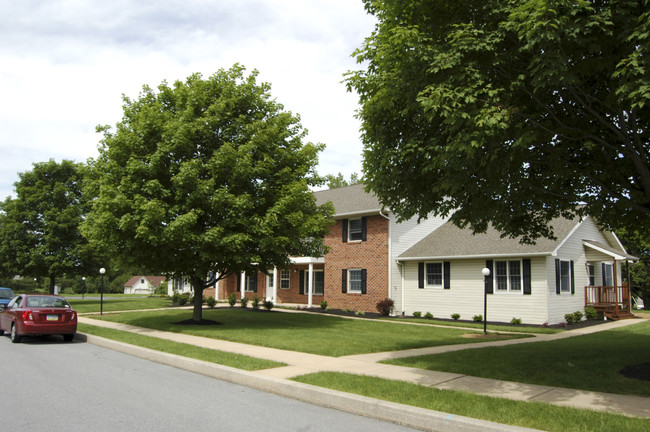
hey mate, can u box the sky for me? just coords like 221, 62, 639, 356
0, 0, 377, 201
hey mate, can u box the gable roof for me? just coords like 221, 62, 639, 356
398, 216, 583, 260
314, 183, 383, 217
124, 275, 167, 287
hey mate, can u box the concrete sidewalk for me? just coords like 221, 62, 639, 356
77, 315, 650, 427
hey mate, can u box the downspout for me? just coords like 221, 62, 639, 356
379, 208, 391, 301
397, 261, 405, 315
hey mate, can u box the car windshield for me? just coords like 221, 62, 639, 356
0, 288, 13, 299
25, 296, 70, 308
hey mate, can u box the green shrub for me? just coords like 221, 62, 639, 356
344, 308, 354, 313
511, 317, 522, 325
473, 314, 483, 322
320, 300, 328, 311
355, 310, 366, 316
227, 292, 237, 307
263, 300, 274, 311
170, 292, 180, 304
572, 311, 583, 322
376, 298, 395, 316
424, 312, 434, 320
251, 295, 261, 310
177, 293, 190, 306
565, 313, 575, 324
451, 313, 460, 320
240, 296, 249, 309
206, 296, 216, 308
584, 306, 598, 321
413, 311, 422, 318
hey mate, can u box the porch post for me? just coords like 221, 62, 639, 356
272, 267, 278, 302
613, 259, 618, 316
240, 271, 245, 299
307, 262, 314, 308
627, 260, 632, 312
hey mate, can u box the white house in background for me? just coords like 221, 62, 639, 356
123, 276, 166, 295
396, 215, 637, 325
167, 277, 194, 297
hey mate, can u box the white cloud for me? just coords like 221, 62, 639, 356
0, 0, 375, 200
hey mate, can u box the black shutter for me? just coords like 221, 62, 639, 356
556, 259, 561, 294
341, 269, 347, 293
236, 274, 240, 292
443, 261, 450, 290
485, 260, 493, 294
570, 260, 575, 294
252, 274, 258, 293
602, 263, 606, 285
299, 270, 305, 295
361, 217, 367, 241
418, 262, 425, 289
342, 219, 348, 243
523, 259, 532, 295
361, 269, 367, 294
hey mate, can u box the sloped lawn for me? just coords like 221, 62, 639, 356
89, 307, 528, 356
383, 319, 650, 396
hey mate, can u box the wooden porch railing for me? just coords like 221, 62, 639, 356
585, 284, 633, 319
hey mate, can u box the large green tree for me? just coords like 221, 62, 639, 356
83, 65, 334, 322
0, 160, 96, 293
347, 0, 650, 243
618, 229, 650, 309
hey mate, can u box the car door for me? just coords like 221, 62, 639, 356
0, 296, 20, 331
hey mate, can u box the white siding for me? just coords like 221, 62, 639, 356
389, 214, 447, 314
402, 258, 549, 325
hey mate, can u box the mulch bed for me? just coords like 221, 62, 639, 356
173, 319, 223, 326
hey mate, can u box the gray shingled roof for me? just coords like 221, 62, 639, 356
314, 183, 383, 217
399, 217, 582, 260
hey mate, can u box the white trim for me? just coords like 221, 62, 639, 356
397, 252, 550, 262
334, 210, 382, 218
290, 256, 325, 264
583, 241, 628, 261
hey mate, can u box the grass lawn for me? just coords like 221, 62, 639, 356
78, 323, 285, 371
88, 307, 529, 356
383, 319, 650, 397
67, 296, 172, 314
293, 372, 650, 432
385, 316, 563, 334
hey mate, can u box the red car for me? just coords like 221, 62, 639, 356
0, 294, 77, 343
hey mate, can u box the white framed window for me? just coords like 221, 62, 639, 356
348, 219, 363, 241
560, 260, 571, 293
280, 269, 290, 289
267, 272, 274, 289
348, 269, 363, 293
425, 263, 443, 287
494, 260, 522, 293
244, 273, 257, 292
587, 264, 595, 286
302, 270, 324, 295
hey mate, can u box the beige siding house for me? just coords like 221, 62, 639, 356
396, 216, 636, 325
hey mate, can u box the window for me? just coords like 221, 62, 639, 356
342, 217, 367, 242
588, 264, 595, 286
494, 260, 522, 292
555, 259, 574, 294
280, 270, 290, 289
302, 270, 324, 295
244, 273, 257, 292
426, 263, 443, 287
267, 272, 274, 289
348, 269, 363, 293
348, 219, 363, 241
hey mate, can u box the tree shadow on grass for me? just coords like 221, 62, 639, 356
173, 319, 223, 326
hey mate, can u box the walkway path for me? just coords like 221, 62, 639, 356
78, 315, 650, 419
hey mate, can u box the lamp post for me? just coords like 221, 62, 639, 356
33, 277, 37, 293
481, 267, 491, 335
99, 268, 106, 315
81, 277, 86, 300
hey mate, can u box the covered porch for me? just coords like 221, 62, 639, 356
583, 240, 638, 320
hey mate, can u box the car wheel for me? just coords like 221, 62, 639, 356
63, 334, 74, 342
10, 323, 22, 343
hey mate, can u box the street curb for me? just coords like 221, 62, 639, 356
76, 332, 542, 432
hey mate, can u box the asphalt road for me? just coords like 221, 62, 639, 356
0, 334, 418, 432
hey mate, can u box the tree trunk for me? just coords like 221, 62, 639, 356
191, 278, 204, 322
49, 275, 56, 294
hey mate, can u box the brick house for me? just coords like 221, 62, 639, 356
205, 183, 637, 324
214, 183, 443, 312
